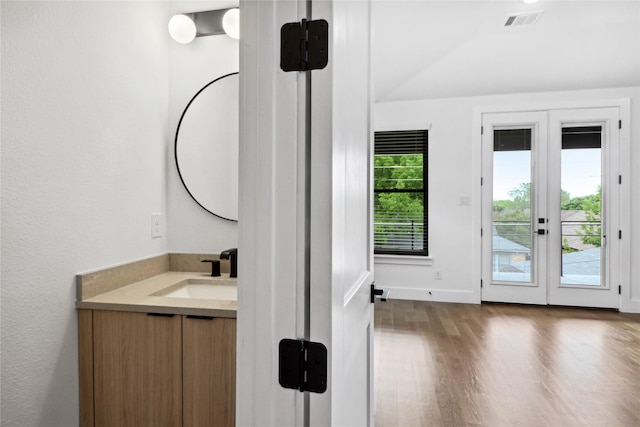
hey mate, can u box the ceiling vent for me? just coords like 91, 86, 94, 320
504, 11, 544, 27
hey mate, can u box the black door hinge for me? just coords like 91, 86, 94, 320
279, 339, 327, 393
619, 230, 622, 239
481, 280, 483, 288
481, 126, 484, 135
619, 175, 622, 184
619, 120, 622, 129
619, 285, 622, 295
280, 19, 329, 72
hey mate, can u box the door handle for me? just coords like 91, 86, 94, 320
370, 282, 390, 303
537, 218, 547, 235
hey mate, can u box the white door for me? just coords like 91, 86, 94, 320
481, 112, 548, 305
237, 0, 374, 426
309, 1, 375, 426
481, 108, 621, 309
547, 108, 621, 308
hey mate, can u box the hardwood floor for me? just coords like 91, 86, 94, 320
374, 300, 640, 427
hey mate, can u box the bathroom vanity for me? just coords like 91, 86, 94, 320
76, 254, 236, 427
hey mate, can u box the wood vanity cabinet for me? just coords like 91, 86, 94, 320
78, 309, 236, 427
183, 316, 236, 427
90, 310, 182, 426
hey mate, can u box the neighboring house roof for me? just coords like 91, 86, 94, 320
561, 210, 585, 221
511, 248, 601, 283
492, 227, 530, 254
561, 210, 598, 251
493, 235, 530, 253
562, 248, 601, 276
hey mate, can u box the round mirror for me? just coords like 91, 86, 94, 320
175, 72, 239, 221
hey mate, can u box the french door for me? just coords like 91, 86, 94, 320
481, 108, 621, 309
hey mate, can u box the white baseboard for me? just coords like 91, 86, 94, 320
381, 286, 479, 304
620, 298, 640, 314
379, 286, 640, 312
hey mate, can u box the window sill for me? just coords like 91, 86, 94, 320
374, 254, 434, 266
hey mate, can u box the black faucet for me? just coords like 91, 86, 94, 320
219, 248, 238, 278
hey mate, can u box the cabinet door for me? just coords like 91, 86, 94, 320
78, 309, 94, 427
183, 316, 236, 427
93, 310, 182, 427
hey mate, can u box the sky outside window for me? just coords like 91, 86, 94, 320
494, 150, 600, 201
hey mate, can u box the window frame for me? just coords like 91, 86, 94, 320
373, 130, 429, 256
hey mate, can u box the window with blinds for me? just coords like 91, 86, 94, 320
374, 130, 428, 256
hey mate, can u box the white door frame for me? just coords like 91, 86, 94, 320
238, 1, 374, 425
472, 98, 631, 311
237, 1, 307, 425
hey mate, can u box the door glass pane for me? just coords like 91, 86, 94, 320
492, 129, 533, 283
560, 126, 603, 286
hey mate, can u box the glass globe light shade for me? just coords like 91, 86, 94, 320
168, 14, 197, 44
222, 8, 240, 39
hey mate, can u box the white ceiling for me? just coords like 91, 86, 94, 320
372, 0, 640, 102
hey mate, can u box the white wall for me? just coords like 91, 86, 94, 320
1, 2, 170, 425
167, 0, 239, 254
374, 86, 640, 312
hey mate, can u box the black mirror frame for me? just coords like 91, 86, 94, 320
174, 72, 239, 222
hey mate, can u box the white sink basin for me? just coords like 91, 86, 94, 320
153, 278, 237, 301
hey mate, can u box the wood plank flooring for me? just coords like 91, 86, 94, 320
374, 300, 640, 427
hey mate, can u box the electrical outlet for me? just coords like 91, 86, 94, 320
434, 269, 442, 280
151, 213, 162, 238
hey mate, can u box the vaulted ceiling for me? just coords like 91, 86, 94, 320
372, 0, 640, 102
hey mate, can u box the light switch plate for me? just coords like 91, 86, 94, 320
151, 213, 162, 238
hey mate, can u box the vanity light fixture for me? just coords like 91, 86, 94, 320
168, 8, 240, 44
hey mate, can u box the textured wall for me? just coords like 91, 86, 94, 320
1, 2, 170, 425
